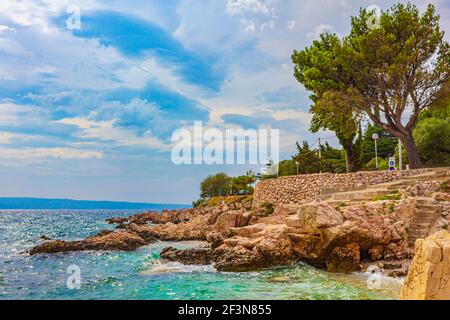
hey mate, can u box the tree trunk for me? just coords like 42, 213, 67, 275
341, 141, 360, 172
346, 145, 360, 172
401, 133, 423, 169
338, 134, 360, 173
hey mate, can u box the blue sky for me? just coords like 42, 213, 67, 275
0, 0, 448, 204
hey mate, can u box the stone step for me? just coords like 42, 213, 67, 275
331, 190, 397, 201
386, 184, 412, 190
414, 210, 438, 216
415, 198, 435, 205
408, 232, 430, 238
409, 222, 432, 229
416, 204, 441, 211
412, 216, 437, 224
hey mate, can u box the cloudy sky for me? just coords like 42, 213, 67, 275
0, 0, 448, 204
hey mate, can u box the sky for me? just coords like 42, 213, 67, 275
0, 0, 448, 204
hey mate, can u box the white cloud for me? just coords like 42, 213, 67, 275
0, 147, 102, 159
307, 24, 336, 39
226, 0, 272, 15
0, 24, 15, 33
241, 19, 256, 32
287, 20, 296, 30
56, 116, 170, 151
0, 38, 30, 56
260, 20, 275, 31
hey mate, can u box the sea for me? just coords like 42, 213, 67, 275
0, 208, 403, 300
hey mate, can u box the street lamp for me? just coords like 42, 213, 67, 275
295, 161, 300, 175
372, 133, 379, 169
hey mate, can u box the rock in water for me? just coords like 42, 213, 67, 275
326, 243, 361, 273
30, 231, 147, 255
400, 230, 450, 300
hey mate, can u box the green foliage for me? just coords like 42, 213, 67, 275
198, 195, 253, 208
192, 198, 206, 208
360, 125, 397, 165
292, 34, 362, 171
371, 192, 402, 202
200, 173, 232, 198
196, 172, 256, 205
320, 143, 347, 173
363, 157, 389, 171
230, 174, 256, 195
293, 3, 450, 168
440, 180, 449, 193
293, 141, 323, 174
259, 202, 274, 216
414, 106, 450, 167
278, 159, 297, 176
275, 141, 347, 177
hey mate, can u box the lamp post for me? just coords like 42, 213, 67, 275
372, 133, 379, 169
295, 161, 299, 175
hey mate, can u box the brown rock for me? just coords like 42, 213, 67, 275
326, 244, 361, 273
30, 231, 147, 255
400, 230, 450, 300
160, 247, 215, 265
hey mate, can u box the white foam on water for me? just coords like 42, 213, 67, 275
141, 260, 215, 275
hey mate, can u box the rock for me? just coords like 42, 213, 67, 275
30, 231, 147, 255
400, 230, 450, 300
368, 246, 384, 261
125, 223, 157, 242
40, 235, 51, 241
326, 244, 361, 273
388, 270, 407, 277
106, 217, 129, 224
155, 200, 417, 273
268, 276, 290, 282
160, 247, 215, 265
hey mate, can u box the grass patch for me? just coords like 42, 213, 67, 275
440, 180, 450, 192
260, 201, 275, 216
371, 191, 402, 202
199, 195, 253, 208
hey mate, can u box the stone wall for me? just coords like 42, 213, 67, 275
253, 169, 428, 207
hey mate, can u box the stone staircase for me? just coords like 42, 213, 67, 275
318, 169, 448, 207
407, 198, 441, 250
316, 169, 448, 252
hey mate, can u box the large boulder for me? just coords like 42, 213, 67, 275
30, 231, 147, 255
159, 200, 416, 272
325, 243, 361, 273
400, 230, 450, 300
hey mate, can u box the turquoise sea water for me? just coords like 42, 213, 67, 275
0, 210, 402, 300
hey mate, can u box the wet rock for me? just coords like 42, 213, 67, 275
160, 247, 215, 265
106, 217, 129, 225
125, 223, 157, 242
30, 231, 147, 255
326, 244, 361, 273
388, 270, 407, 277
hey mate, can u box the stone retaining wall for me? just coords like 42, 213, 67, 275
253, 169, 428, 207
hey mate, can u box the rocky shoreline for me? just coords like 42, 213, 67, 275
27, 195, 434, 275
29, 170, 450, 299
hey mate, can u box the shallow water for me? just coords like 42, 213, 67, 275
0, 210, 402, 300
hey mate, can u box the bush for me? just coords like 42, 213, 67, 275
363, 157, 389, 171
414, 117, 450, 167
260, 202, 274, 216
